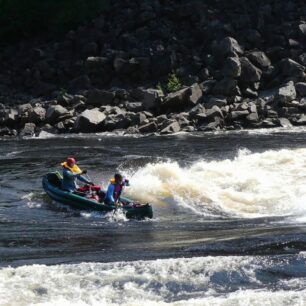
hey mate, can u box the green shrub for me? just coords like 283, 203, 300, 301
166, 73, 182, 93
0, 0, 110, 42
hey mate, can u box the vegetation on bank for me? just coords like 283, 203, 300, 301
0, 0, 110, 42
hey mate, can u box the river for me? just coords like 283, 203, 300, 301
1, 128, 306, 305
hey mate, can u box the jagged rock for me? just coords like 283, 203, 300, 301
125, 102, 144, 112
162, 85, 202, 111
74, 108, 106, 132
138, 121, 157, 133
276, 81, 296, 104
205, 96, 227, 108
213, 78, 240, 96
299, 23, 306, 39
279, 117, 292, 128
142, 89, 164, 110
246, 112, 259, 123
29, 106, 46, 124
295, 114, 306, 125
87, 89, 115, 106
229, 110, 250, 120
131, 112, 147, 125
114, 57, 150, 80
18, 103, 33, 125
295, 82, 306, 96
280, 58, 305, 78
46, 105, 71, 124
213, 36, 243, 58
0, 127, 13, 136
222, 57, 241, 78
160, 121, 181, 134
5, 109, 19, 126
247, 51, 271, 69
20, 123, 36, 137
240, 57, 262, 83
199, 80, 216, 94
206, 106, 224, 119
198, 117, 222, 131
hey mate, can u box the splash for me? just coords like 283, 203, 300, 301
123, 148, 306, 218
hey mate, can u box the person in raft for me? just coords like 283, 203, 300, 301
105, 173, 130, 207
61, 157, 94, 192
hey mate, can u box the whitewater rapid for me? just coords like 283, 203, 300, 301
1, 253, 306, 306
123, 148, 306, 219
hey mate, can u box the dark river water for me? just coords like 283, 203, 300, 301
1, 129, 306, 305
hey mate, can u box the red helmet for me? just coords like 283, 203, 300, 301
67, 157, 76, 165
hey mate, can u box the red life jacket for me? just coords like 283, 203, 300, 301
113, 183, 123, 201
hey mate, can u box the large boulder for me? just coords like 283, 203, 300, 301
138, 121, 157, 133
18, 103, 33, 125
74, 108, 106, 132
160, 121, 181, 134
212, 78, 240, 96
20, 123, 36, 137
280, 58, 305, 78
46, 105, 71, 124
213, 37, 243, 58
247, 51, 271, 69
222, 57, 241, 78
86, 89, 115, 106
295, 82, 306, 96
5, 109, 19, 127
276, 81, 296, 104
29, 106, 46, 124
162, 84, 202, 111
240, 57, 262, 83
142, 89, 164, 110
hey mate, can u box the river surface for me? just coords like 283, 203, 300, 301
1, 128, 306, 305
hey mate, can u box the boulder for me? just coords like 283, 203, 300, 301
229, 110, 250, 120
87, 89, 115, 106
160, 121, 181, 134
200, 80, 216, 94
246, 112, 259, 123
162, 84, 202, 111
276, 81, 296, 104
295, 82, 306, 96
240, 57, 262, 83
198, 117, 222, 131
205, 96, 227, 108
29, 106, 46, 124
280, 58, 305, 78
299, 23, 306, 39
46, 105, 71, 124
5, 109, 19, 127
20, 123, 36, 137
247, 51, 271, 69
74, 108, 106, 132
18, 103, 33, 125
279, 117, 292, 128
213, 36, 243, 58
125, 102, 144, 112
142, 89, 164, 110
138, 121, 157, 133
213, 78, 240, 96
222, 57, 241, 78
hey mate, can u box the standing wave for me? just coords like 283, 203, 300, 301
124, 148, 306, 218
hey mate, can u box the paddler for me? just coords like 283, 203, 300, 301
61, 157, 94, 192
105, 173, 130, 207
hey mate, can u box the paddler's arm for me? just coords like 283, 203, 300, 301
77, 174, 91, 184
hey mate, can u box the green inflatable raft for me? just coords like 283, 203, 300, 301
42, 172, 153, 219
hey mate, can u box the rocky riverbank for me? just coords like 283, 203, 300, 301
1, 0, 306, 137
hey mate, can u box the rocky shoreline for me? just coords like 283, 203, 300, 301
1, 0, 306, 137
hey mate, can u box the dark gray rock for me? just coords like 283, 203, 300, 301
199, 80, 216, 95
280, 58, 305, 78
205, 96, 227, 108
29, 106, 46, 124
5, 109, 19, 127
131, 112, 147, 126
87, 89, 115, 106
74, 108, 106, 132
18, 103, 33, 125
160, 121, 181, 134
240, 57, 262, 83
46, 105, 71, 124
138, 121, 157, 133
229, 110, 250, 120
198, 117, 222, 131
214, 37, 243, 58
189, 83, 203, 104
222, 57, 241, 78
295, 82, 306, 96
142, 89, 164, 110
299, 23, 306, 39
125, 102, 144, 112
295, 114, 306, 125
276, 81, 296, 104
213, 78, 240, 96
247, 51, 271, 69
20, 123, 36, 137
246, 112, 259, 123
279, 117, 292, 128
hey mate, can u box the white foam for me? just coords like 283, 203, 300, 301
123, 148, 306, 219
1, 254, 305, 306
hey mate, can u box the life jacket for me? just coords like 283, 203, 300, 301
111, 178, 124, 201
61, 161, 82, 174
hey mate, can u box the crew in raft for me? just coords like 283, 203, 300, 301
105, 173, 130, 207
61, 157, 94, 192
